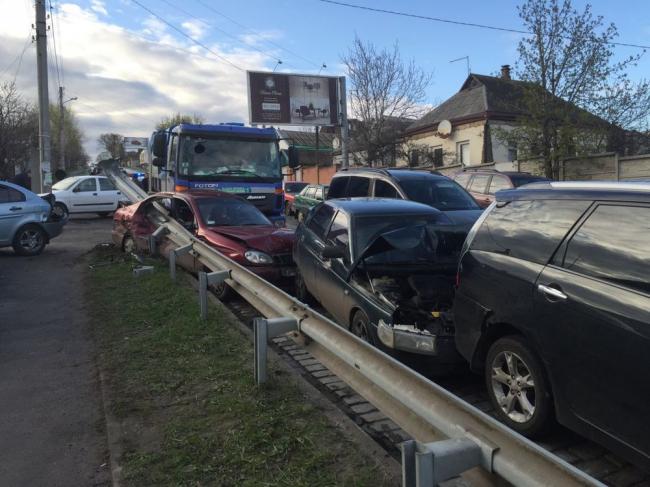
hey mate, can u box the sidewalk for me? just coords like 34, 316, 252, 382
0, 217, 113, 487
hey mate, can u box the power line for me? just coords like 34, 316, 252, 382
158, 0, 290, 68
317, 0, 650, 50
193, 0, 322, 68
0, 34, 32, 81
129, 0, 245, 71
48, 0, 64, 86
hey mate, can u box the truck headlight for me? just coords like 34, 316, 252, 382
244, 250, 273, 265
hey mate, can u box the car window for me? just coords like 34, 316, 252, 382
560, 205, 650, 294
468, 174, 490, 193
488, 176, 510, 194
305, 187, 316, 199
315, 187, 324, 200
374, 180, 399, 198
306, 204, 335, 239
400, 178, 479, 211
75, 178, 97, 192
471, 200, 590, 265
0, 184, 26, 203
99, 178, 117, 191
511, 176, 550, 187
326, 211, 350, 261
197, 197, 270, 226
173, 198, 195, 226
454, 173, 471, 188
327, 176, 348, 199
347, 176, 370, 197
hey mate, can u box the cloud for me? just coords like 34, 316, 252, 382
181, 20, 206, 40
0, 1, 274, 160
90, 0, 108, 16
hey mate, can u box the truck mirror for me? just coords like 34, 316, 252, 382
152, 156, 164, 168
288, 146, 300, 169
152, 132, 166, 158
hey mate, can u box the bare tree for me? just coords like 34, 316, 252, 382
0, 82, 38, 179
342, 36, 431, 166
506, 0, 650, 179
98, 133, 125, 160
156, 112, 204, 130
50, 104, 88, 170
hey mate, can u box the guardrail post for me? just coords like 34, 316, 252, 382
198, 270, 231, 320
254, 317, 299, 385
169, 243, 193, 281
148, 226, 169, 255
401, 438, 484, 487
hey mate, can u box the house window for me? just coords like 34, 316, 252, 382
409, 149, 420, 167
457, 141, 470, 165
507, 144, 518, 162
433, 147, 443, 167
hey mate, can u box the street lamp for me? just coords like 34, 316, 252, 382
58, 87, 78, 173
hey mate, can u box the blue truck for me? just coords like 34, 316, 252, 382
149, 123, 298, 223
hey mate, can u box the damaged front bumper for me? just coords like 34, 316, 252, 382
377, 320, 440, 355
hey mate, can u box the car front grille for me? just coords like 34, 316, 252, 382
273, 253, 294, 266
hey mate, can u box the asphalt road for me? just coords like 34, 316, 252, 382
0, 215, 113, 487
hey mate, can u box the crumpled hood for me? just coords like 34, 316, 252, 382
205, 225, 295, 254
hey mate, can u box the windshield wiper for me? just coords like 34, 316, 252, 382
219, 169, 264, 177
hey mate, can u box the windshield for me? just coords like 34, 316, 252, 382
400, 179, 479, 211
52, 177, 82, 191
178, 135, 282, 179
285, 182, 308, 193
355, 215, 438, 259
196, 198, 271, 226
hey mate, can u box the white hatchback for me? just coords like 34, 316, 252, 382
51, 176, 128, 219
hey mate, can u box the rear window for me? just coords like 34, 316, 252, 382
347, 176, 370, 197
0, 184, 26, 203
327, 176, 349, 199
400, 179, 479, 211
471, 200, 590, 265
511, 176, 550, 187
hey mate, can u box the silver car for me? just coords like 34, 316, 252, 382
0, 181, 66, 256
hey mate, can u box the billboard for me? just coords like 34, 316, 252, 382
247, 71, 339, 126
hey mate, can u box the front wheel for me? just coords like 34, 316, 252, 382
350, 310, 372, 344
485, 336, 553, 437
13, 224, 47, 256
212, 281, 233, 301
51, 202, 69, 221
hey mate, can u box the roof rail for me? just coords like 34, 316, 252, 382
462, 167, 499, 173
338, 167, 392, 176
547, 181, 650, 192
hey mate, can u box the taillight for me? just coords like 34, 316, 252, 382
455, 270, 461, 288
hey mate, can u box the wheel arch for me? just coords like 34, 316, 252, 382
470, 322, 525, 372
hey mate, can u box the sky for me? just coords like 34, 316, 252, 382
1, 0, 649, 160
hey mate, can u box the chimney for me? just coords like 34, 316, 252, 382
501, 64, 511, 80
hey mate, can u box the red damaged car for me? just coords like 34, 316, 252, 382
112, 190, 296, 298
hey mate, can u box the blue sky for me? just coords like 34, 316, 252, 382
2, 0, 649, 157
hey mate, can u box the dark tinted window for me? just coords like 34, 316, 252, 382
99, 178, 116, 191
471, 200, 589, 265
468, 174, 490, 193
433, 147, 443, 168
326, 211, 350, 261
197, 198, 270, 226
76, 178, 97, 192
454, 173, 471, 188
174, 198, 195, 225
347, 176, 370, 197
511, 176, 550, 187
306, 204, 335, 239
400, 178, 479, 211
0, 184, 26, 203
374, 180, 399, 198
327, 176, 349, 199
561, 205, 650, 294
285, 182, 308, 193
488, 176, 510, 194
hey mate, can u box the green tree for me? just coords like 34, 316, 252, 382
156, 112, 204, 130
98, 133, 125, 160
505, 0, 650, 179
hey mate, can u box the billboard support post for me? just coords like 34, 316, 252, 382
315, 126, 320, 184
338, 76, 349, 169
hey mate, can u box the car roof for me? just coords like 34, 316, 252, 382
0, 179, 33, 194
325, 197, 441, 216
498, 181, 650, 203
336, 168, 448, 182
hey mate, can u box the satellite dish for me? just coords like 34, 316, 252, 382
438, 120, 452, 136
332, 136, 340, 150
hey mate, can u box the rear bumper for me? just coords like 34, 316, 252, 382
41, 220, 66, 240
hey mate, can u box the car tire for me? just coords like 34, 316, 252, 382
294, 271, 315, 305
52, 202, 69, 221
12, 224, 47, 256
485, 335, 553, 438
350, 310, 372, 344
97, 212, 112, 218
122, 235, 136, 254
212, 281, 233, 301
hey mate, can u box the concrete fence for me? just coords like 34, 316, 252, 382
518, 153, 650, 181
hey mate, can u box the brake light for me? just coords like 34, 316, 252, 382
455, 270, 461, 288
175, 184, 188, 192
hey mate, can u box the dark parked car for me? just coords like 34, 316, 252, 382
452, 169, 550, 208
327, 168, 482, 224
283, 181, 309, 217
293, 198, 475, 369
293, 184, 328, 221
112, 190, 296, 298
453, 181, 650, 469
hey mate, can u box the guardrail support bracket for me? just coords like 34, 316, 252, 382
254, 317, 299, 385
401, 438, 482, 487
148, 226, 169, 255
170, 243, 193, 281
198, 270, 231, 320
133, 265, 155, 277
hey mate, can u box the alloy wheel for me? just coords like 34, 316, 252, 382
19, 229, 44, 251
490, 351, 536, 423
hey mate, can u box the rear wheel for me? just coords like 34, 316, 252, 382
12, 224, 47, 256
51, 202, 68, 221
485, 336, 553, 437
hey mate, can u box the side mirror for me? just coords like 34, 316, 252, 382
321, 245, 346, 260
287, 146, 300, 169
72, 186, 80, 193
152, 156, 164, 168
152, 132, 166, 158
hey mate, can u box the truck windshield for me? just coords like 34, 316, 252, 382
178, 136, 282, 179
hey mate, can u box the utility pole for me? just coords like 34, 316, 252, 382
338, 76, 349, 169
33, 0, 51, 192
58, 86, 64, 172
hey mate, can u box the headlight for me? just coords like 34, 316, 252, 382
244, 249, 273, 265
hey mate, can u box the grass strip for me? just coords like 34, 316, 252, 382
86, 248, 392, 487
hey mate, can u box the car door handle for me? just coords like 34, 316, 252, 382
537, 284, 568, 301
93, 192, 98, 196
9, 206, 22, 211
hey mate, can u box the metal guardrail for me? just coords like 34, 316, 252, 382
101, 164, 603, 487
